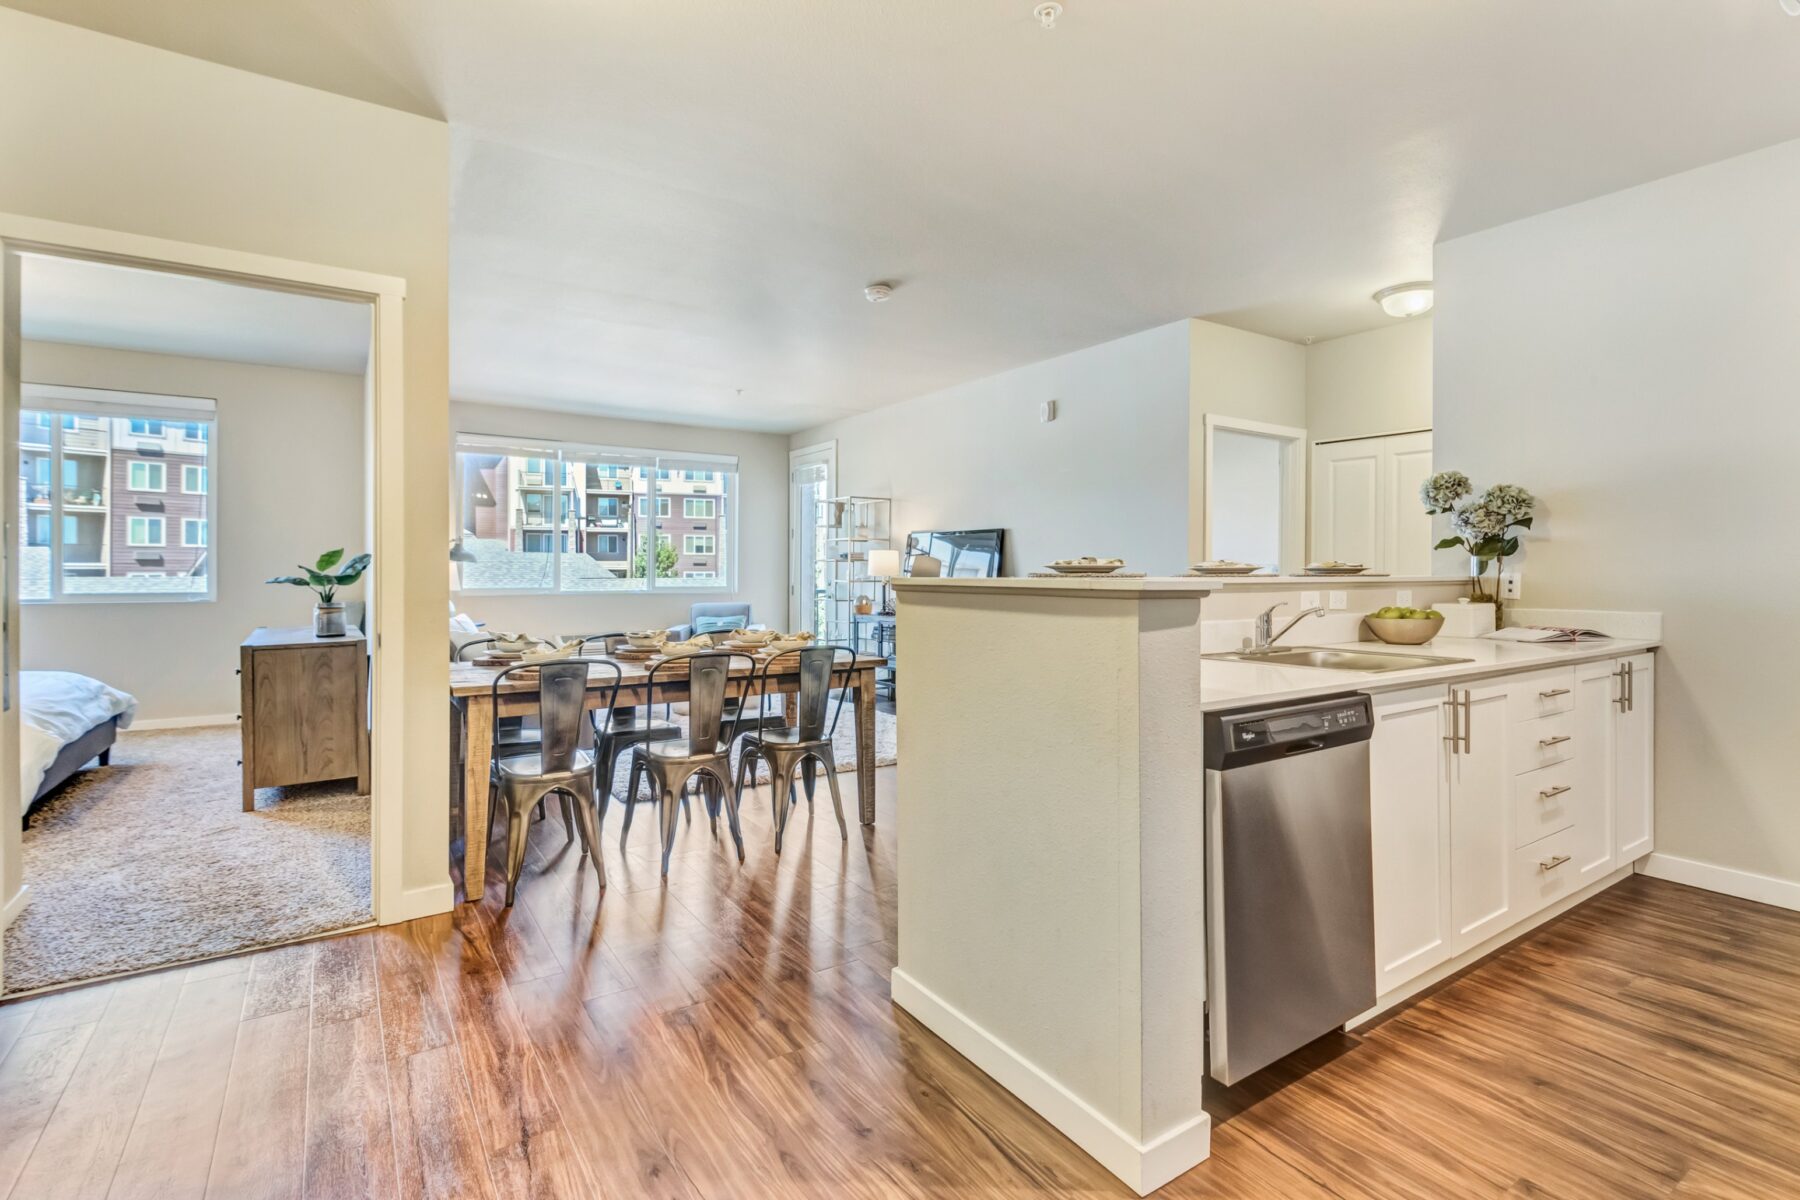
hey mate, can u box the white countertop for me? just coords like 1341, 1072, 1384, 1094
1198, 574, 1466, 588
891, 575, 1213, 597
1200, 635, 1660, 711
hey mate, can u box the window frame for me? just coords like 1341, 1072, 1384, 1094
19, 383, 218, 605
127, 515, 166, 547
451, 432, 738, 596
128, 459, 167, 492
683, 496, 716, 519
683, 533, 715, 556
182, 517, 208, 547
182, 463, 207, 494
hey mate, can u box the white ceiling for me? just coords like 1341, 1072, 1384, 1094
9, 1, 1800, 431
21, 254, 371, 374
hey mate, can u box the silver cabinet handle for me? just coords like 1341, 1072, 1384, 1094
1538, 784, 1571, 799
1624, 661, 1635, 713
1443, 692, 1461, 755
1461, 691, 1472, 753
1538, 688, 1570, 699
1538, 735, 1571, 748
1614, 662, 1629, 711
1538, 854, 1571, 872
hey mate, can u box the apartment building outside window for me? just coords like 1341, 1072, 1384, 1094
16, 384, 216, 602
452, 434, 736, 594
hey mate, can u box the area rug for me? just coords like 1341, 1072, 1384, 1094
4, 726, 371, 995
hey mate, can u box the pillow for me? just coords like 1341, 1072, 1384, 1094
694, 615, 748, 636
450, 612, 481, 633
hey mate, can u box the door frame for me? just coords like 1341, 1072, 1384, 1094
0, 211, 414, 986
787, 441, 836, 634
1200, 414, 1307, 572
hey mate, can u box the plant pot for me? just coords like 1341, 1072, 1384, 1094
314, 602, 347, 638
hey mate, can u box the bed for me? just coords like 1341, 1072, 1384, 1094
20, 670, 137, 817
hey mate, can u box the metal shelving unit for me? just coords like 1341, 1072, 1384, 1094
820, 495, 890, 649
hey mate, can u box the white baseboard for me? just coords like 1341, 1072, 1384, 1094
1638, 853, 1800, 913
891, 968, 1211, 1196
378, 878, 454, 925
0, 883, 30, 930
130, 713, 237, 731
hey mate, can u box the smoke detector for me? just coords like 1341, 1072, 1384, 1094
1034, 2, 1063, 29
864, 282, 895, 303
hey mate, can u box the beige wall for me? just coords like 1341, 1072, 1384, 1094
449, 400, 790, 636
1305, 318, 1432, 444
1434, 136, 1800, 893
0, 9, 450, 921
1186, 319, 1307, 563
21, 341, 365, 721
791, 321, 1193, 576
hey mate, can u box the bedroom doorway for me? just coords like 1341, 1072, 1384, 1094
0, 221, 408, 997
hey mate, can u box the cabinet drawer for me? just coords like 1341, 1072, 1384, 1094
1512, 765, 1577, 848
1514, 826, 1580, 914
1511, 669, 1576, 722
1511, 712, 1576, 774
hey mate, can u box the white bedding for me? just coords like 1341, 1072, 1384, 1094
20, 670, 137, 811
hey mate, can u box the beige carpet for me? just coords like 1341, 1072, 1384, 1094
5, 726, 371, 995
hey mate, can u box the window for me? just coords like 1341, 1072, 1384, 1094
128, 460, 166, 492
452, 435, 736, 593
17, 387, 216, 602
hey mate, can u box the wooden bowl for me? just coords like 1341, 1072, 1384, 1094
1365, 615, 1445, 645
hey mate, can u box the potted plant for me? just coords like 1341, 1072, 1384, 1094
268, 548, 371, 637
1421, 472, 1536, 620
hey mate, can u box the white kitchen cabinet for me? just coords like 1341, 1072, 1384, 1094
1310, 431, 1433, 575
1571, 659, 1621, 886
1446, 678, 1515, 954
1368, 687, 1453, 994
1613, 653, 1656, 862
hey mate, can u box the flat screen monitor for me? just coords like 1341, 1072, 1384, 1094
905, 529, 1004, 578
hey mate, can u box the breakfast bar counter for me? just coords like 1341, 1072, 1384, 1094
888, 575, 1212, 1195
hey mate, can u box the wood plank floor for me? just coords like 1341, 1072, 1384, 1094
2, 764, 1797, 1198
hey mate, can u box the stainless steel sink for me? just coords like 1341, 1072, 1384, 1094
1205, 646, 1474, 673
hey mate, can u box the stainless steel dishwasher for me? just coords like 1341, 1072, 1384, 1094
1203, 692, 1375, 1085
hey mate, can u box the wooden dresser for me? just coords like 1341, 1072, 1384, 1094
238, 626, 370, 810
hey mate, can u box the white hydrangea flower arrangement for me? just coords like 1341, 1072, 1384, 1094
1420, 472, 1536, 607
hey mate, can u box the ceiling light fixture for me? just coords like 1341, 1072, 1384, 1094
1033, 2, 1063, 29
864, 282, 895, 303
1781, 0, 1800, 15
1373, 281, 1434, 319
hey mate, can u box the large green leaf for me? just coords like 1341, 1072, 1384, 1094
1435, 537, 1464, 550
332, 552, 372, 584
266, 575, 314, 587
1513, 516, 1534, 530
314, 548, 345, 572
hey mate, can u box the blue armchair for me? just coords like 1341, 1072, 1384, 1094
667, 601, 760, 642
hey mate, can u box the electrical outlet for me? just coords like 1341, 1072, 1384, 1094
1396, 589, 1413, 607
1500, 570, 1523, 600
1300, 590, 1321, 609
1328, 590, 1348, 610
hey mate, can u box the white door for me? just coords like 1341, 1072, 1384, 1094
1614, 654, 1655, 863
788, 444, 834, 635
1448, 678, 1515, 954
1386, 432, 1435, 576
1571, 659, 1620, 887
1310, 440, 1382, 569
1369, 686, 1454, 995
1310, 431, 1433, 574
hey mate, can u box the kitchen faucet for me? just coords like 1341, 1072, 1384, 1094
1249, 601, 1326, 652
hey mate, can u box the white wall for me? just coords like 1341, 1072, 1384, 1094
450, 401, 790, 636
1434, 137, 1800, 894
0, 8, 450, 925
21, 341, 365, 721
1305, 318, 1432, 444
791, 321, 1193, 576
1206, 429, 1283, 569
1187, 320, 1307, 564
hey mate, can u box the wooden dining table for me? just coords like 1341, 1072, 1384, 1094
449, 652, 887, 901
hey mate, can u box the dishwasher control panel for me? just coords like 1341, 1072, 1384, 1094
1204, 693, 1373, 770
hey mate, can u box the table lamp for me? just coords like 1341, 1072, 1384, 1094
868, 548, 902, 615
